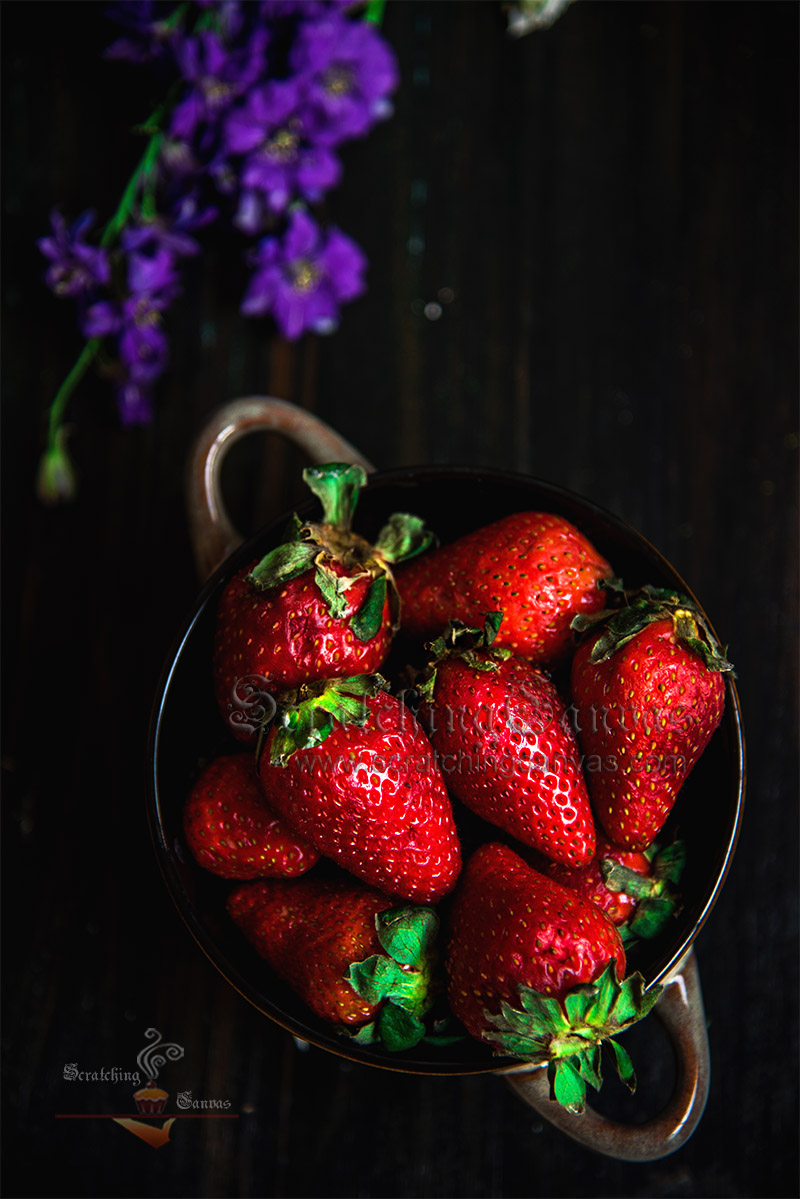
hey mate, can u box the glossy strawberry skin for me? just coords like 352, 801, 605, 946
446, 843, 626, 1040
422, 654, 596, 867
571, 618, 726, 851
213, 561, 392, 742
227, 875, 392, 1028
183, 754, 320, 880
396, 513, 612, 664
541, 837, 651, 925
259, 692, 462, 904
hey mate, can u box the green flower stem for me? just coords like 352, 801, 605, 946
365, 0, 386, 25
100, 117, 166, 248
45, 337, 102, 449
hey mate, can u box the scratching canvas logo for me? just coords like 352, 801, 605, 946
58, 1027, 236, 1148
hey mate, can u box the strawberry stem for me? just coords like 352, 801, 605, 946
302, 463, 367, 532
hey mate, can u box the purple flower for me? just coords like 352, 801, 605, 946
241, 207, 366, 339
257, 0, 353, 18
121, 229, 183, 298
115, 380, 154, 427
224, 79, 341, 218
168, 189, 220, 235
38, 210, 111, 299
104, 1, 182, 65
289, 13, 399, 145
83, 292, 171, 384
169, 29, 270, 143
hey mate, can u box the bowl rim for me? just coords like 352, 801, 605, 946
146, 463, 746, 1074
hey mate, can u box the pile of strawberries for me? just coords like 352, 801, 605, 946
182, 463, 733, 1113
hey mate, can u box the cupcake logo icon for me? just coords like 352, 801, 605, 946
57, 1024, 236, 1147
132, 1028, 184, 1115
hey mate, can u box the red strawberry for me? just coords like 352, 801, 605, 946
446, 842, 660, 1113
214, 463, 432, 741
570, 587, 733, 851
542, 837, 687, 939
396, 512, 613, 665
258, 676, 462, 904
183, 754, 320, 879
416, 615, 596, 866
227, 874, 442, 1049
541, 836, 651, 926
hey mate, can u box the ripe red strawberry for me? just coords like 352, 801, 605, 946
396, 512, 613, 665
227, 874, 442, 1049
541, 836, 686, 939
214, 463, 432, 741
570, 587, 733, 851
541, 836, 651, 925
183, 754, 320, 879
258, 676, 462, 904
446, 842, 660, 1113
416, 615, 596, 867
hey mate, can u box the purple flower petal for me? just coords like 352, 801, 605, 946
282, 207, 320, 259
81, 300, 122, 338
241, 262, 283, 316
295, 144, 342, 198
116, 380, 154, 426
38, 209, 111, 299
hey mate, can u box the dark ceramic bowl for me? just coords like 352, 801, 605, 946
148, 463, 745, 1078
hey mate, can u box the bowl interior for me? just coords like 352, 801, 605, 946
148, 466, 745, 1075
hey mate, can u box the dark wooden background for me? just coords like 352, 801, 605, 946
3, 2, 798, 1196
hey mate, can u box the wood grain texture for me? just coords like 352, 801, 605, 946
2, 2, 797, 1195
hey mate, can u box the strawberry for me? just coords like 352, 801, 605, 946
396, 511, 613, 665
541, 836, 651, 926
446, 842, 660, 1113
214, 463, 433, 741
570, 586, 733, 851
415, 615, 596, 867
227, 873, 442, 1049
541, 836, 686, 940
257, 675, 462, 904
183, 754, 320, 879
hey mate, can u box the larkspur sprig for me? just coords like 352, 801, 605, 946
37, 0, 397, 501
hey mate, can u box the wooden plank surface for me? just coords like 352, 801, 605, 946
2, 2, 797, 1195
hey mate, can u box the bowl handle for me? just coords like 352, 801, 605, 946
185, 396, 375, 581
502, 949, 710, 1161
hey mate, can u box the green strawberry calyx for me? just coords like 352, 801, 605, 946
483, 963, 662, 1115
603, 840, 686, 941
245, 463, 435, 640
345, 905, 451, 1053
267, 673, 389, 766
417, 612, 512, 701
571, 584, 735, 675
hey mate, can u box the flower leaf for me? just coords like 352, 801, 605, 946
575, 1044, 603, 1091
374, 512, 435, 564
377, 1003, 426, 1052
628, 896, 679, 940
563, 982, 599, 1027
246, 541, 317, 591
315, 564, 351, 619
607, 1038, 637, 1092
375, 905, 440, 967
517, 986, 570, 1033
348, 1021, 378, 1046
652, 840, 687, 885
347, 954, 407, 1006
549, 1059, 586, 1115
350, 574, 387, 641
